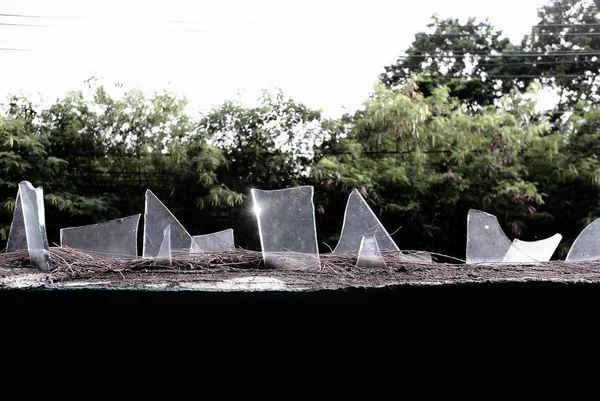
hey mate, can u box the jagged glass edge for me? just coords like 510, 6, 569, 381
251, 186, 321, 270
6, 188, 26, 252
59, 214, 141, 258
13, 182, 52, 271
356, 235, 386, 268
503, 234, 562, 263
142, 189, 192, 258
190, 228, 235, 253
155, 225, 172, 266
566, 218, 600, 261
466, 209, 513, 264
333, 188, 399, 252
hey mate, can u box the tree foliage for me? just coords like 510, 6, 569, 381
380, 15, 519, 109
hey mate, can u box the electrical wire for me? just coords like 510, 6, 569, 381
0, 12, 259, 25
416, 32, 600, 37
426, 23, 600, 28
0, 47, 32, 52
388, 74, 599, 83
392, 60, 598, 70
396, 50, 600, 55
0, 22, 51, 28
0, 12, 85, 20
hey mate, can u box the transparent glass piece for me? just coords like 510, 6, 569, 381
155, 226, 172, 266
503, 234, 562, 263
6, 181, 52, 271
251, 186, 320, 270
396, 251, 433, 263
60, 215, 141, 258
566, 218, 600, 261
6, 189, 27, 252
143, 190, 192, 258
190, 238, 202, 253
356, 235, 386, 268
190, 229, 235, 252
333, 189, 399, 252
466, 209, 512, 264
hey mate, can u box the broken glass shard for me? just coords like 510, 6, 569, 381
396, 251, 433, 263
191, 228, 235, 252
356, 235, 386, 268
155, 226, 172, 266
503, 234, 562, 263
6, 188, 26, 252
60, 215, 141, 258
190, 238, 202, 253
251, 186, 320, 270
333, 189, 399, 252
143, 190, 192, 258
466, 209, 512, 264
566, 218, 600, 261
6, 181, 52, 271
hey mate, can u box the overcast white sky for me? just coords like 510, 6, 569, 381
0, 0, 549, 117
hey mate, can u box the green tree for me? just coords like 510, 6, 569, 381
198, 90, 333, 248
522, 0, 600, 112
0, 97, 57, 240
380, 15, 521, 110
313, 80, 555, 257
0, 81, 244, 247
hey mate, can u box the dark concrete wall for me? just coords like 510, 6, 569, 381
1, 282, 600, 400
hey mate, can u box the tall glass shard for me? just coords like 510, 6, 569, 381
6, 189, 26, 252
190, 229, 235, 252
356, 235, 386, 268
333, 189, 399, 252
566, 218, 600, 261
142, 190, 192, 258
60, 215, 141, 258
503, 234, 562, 263
6, 181, 52, 271
251, 186, 320, 270
466, 209, 512, 264
155, 226, 172, 266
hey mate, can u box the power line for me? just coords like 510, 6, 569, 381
413, 74, 594, 79
416, 32, 600, 37
399, 50, 600, 55
534, 23, 600, 28
0, 19, 275, 35
396, 51, 600, 59
0, 12, 257, 24
394, 60, 599, 69
0, 12, 265, 27
0, 12, 85, 20
3, 12, 600, 31
427, 23, 600, 28
0, 47, 33, 52
0, 22, 51, 28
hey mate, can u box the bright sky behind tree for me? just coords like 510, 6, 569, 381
0, 0, 549, 116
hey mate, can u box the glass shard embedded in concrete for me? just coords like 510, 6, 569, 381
334, 189, 399, 252
143, 190, 192, 258
466, 209, 512, 264
191, 228, 235, 252
60, 215, 141, 258
7, 181, 52, 271
251, 186, 320, 270
503, 234, 562, 263
155, 225, 172, 266
566, 218, 600, 261
356, 235, 386, 268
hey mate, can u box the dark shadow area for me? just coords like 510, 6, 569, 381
1, 282, 599, 400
